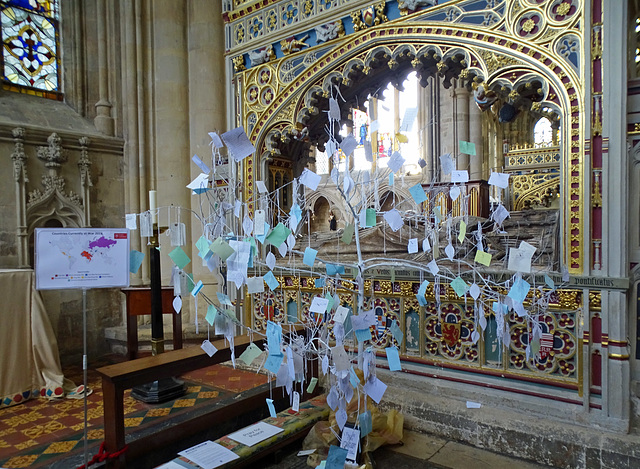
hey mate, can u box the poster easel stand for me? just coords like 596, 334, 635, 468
82, 287, 89, 468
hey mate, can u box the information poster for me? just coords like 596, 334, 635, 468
35, 228, 130, 290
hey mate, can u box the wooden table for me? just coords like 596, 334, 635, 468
121, 287, 182, 359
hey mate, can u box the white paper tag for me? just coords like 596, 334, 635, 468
140, 212, 153, 237
170, 223, 186, 246
125, 213, 137, 230
255, 210, 266, 235
292, 391, 300, 412
201, 339, 218, 357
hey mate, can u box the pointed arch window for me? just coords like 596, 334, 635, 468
1, 0, 62, 99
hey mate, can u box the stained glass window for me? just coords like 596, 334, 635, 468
1, 0, 61, 98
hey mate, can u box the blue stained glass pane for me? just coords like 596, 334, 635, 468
5, 0, 58, 19
2, 2, 59, 92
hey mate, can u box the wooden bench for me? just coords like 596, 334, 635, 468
97, 324, 316, 469
158, 394, 329, 468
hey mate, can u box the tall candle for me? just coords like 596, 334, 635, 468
149, 190, 158, 224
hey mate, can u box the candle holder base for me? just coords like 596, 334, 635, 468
131, 377, 186, 404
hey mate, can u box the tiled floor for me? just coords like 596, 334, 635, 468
0, 358, 273, 469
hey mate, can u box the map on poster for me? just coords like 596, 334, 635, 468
35, 228, 130, 290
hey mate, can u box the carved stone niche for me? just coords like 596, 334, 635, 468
11, 131, 91, 266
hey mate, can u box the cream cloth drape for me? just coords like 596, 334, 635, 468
0, 269, 65, 407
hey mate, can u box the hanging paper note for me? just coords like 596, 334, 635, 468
385, 346, 402, 371
449, 185, 461, 201
409, 184, 427, 204
387, 152, 405, 173
400, 107, 418, 132
191, 280, 204, 297
299, 168, 322, 191
310, 296, 329, 314
255, 180, 268, 194
366, 208, 376, 227
266, 251, 276, 270
201, 339, 218, 358
407, 238, 418, 254
427, 259, 439, 275
187, 173, 210, 194
507, 277, 531, 304
264, 271, 280, 290
221, 127, 255, 162
459, 140, 476, 155
422, 237, 431, 252
209, 131, 224, 148
544, 274, 555, 289
469, 283, 481, 300
439, 153, 454, 175
264, 353, 283, 374
340, 135, 358, 157
390, 321, 403, 346
125, 214, 137, 230
488, 171, 510, 189
325, 292, 335, 312
450, 276, 469, 297
211, 237, 235, 261
507, 241, 536, 273
196, 236, 211, 258
445, 242, 455, 260
266, 223, 291, 247
170, 222, 186, 246
239, 342, 262, 366
383, 209, 404, 232
363, 376, 387, 404
216, 291, 232, 306
334, 306, 349, 324
192, 154, 210, 174
355, 328, 372, 343
359, 411, 373, 437
307, 376, 318, 394
266, 320, 282, 353
458, 220, 467, 243
205, 304, 217, 325
474, 249, 492, 266
492, 204, 510, 226
326, 445, 348, 469
265, 398, 277, 418
395, 132, 408, 143
173, 295, 182, 314
303, 247, 318, 267
341, 223, 355, 244
129, 250, 144, 274
168, 246, 191, 269
451, 170, 469, 183
326, 264, 345, 276
246, 276, 265, 294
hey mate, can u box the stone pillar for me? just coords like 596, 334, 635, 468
186, 0, 226, 323
94, 0, 115, 135
151, 0, 191, 298
120, 0, 145, 283
454, 82, 469, 171
11, 128, 29, 268
469, 92, 483, 180
418, 81, 432, 179
601, 0, 630, 429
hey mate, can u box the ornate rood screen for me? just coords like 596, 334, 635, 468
224, 0, 606, 402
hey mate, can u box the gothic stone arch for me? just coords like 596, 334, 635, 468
238, 19, 585, 274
